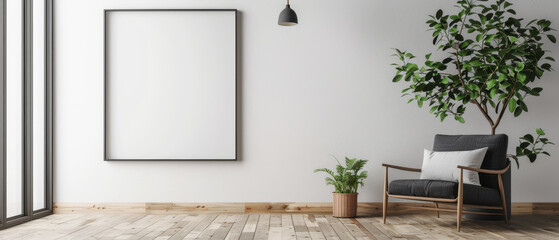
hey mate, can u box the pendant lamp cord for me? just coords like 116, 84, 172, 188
287, 0, 289, 5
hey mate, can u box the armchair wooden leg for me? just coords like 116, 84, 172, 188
457, 169, 463, 232
383, 191, 388, 224
498, 174, 509, 224
383, 167, 388, 224
434, 202, 440, 218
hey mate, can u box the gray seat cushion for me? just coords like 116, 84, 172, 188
388, 179, 502, 206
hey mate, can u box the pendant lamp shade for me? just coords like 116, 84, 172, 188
278, 3, 298, 26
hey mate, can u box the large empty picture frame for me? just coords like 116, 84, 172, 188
104, 9, 237, 161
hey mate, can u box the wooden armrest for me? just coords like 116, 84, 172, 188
457, 162, 511, 175
382, 163, 421, 172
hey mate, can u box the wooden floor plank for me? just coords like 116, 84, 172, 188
304, 214, 326, 240
349, 218, 377, 240
254, 214, 271, 240
292, 214, 311, 239
167, 215, 207, 240
224, 214, 249, 240
281, 214, 297, 240
315, 215, 341, 240
197, 214, 229, 240
324, 216, 355, 240
269, 214, 283, 239
183, 214, 218, 239
140, 215, 185, 240
239, 214, 259, 240
338, 218, 370, 240
209, 215, 235, 240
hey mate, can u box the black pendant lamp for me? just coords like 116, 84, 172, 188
278, 0, 298, 26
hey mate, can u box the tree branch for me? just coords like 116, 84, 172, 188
472, 99, 495, 126
454, 49, 467, 88
494, 75, 519, 132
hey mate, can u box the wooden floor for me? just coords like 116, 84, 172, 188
0, 213, 558, 240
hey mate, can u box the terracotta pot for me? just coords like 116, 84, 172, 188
332, 192, 358, 217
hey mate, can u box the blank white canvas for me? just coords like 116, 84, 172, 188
105, 10, 236, 160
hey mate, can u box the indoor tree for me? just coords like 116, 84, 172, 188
391, 0, 555, 168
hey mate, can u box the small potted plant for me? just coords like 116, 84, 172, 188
314, 157, 368, 218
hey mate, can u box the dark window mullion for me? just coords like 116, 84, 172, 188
45, 0, 53, 214
23, 0, 32, 219
0, 0, 6, 229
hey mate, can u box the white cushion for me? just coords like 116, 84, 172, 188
420, 147, 488, 186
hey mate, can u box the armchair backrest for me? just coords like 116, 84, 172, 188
433, 134, 508, 190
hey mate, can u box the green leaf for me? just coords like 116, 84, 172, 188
490, 88, 499, 98
536, 128, 545, 136
498, 74, 506, 82
538, 19, 551, 29
441, 76, 450, 84
508, 36, 518, 43
485, 34, 496, 42
518, 73, 527, 82
508, 98, 517, 113
476, 34, 484, 42
542, 63, 552, 71
486, 79, 498, 89
393, 75, 403, 82
518, 100, 528, 111
440, 112, 448, 122
479, 14, 486, 25
455, 115, 465, 123
469, 60, 483, 67
515, 62, 525, 72
528, 154, 537, 163
516, 147, 523, 156
430, 106, 438, 113
457, 105, 465, 114
514, 107, 522, 117
436, 9, 443, 20
522, 134, 534, 143
510, 156, 519, 169
548, 35, 557, 43
532, 87, 543, 94
406, 63, 419, 71
498, 93, 508, 101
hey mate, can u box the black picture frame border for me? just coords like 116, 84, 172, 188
103, 9, 238, 162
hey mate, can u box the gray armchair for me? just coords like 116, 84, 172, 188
382, 134, 511, 231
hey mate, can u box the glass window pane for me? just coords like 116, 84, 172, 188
6, 0, 24, 218
33, 0, 46, 211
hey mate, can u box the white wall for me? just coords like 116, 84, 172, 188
55, 0, 559, 203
